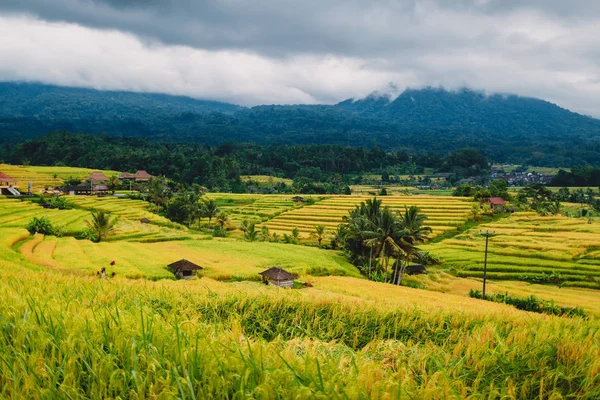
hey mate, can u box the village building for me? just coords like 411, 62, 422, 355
167, 259, 203, 279
121, 170, 154, 182
259, 267, 297, 288
87, 171, 109, 184
487, 197, 506, 209
63, 183, 111, 196
119, 172, 135, 180
133, 170, 154, 182
0, 172, 20, 196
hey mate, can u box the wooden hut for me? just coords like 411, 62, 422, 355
487, 197, 506, 209
292, 196, 305, 203
259, 267, 297, 288
119, 172, 135, 180
87, 171, 109, 184
0, 172, 20, 196
167, 259, 202, 279
134, 170, 154, 182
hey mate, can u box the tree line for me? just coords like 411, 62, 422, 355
0, 131, 489, 193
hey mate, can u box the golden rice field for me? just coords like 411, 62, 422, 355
0, 163, 121, 191
0, 262, 598, 398
1, 189, 600, 397
0, 197, 189, 242
205, 193, 303, 226
255, 195, 475, 239
13, 233, 359, 280
423, 211, 600, 289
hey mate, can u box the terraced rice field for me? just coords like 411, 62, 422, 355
10, 231, 358, 280
0, 197, 89, 235
0, 196, 191, 243
0, 164, 120, 191
258, 195, 474, 239
68, 196, 179, 228
424, 212, 600, 289
206, 194, 302, 226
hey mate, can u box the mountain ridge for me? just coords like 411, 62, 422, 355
1, 82, 600, 165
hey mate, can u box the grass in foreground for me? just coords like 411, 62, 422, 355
0, 267, 598, 398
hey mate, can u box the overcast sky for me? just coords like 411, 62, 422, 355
1, 0, 599, 115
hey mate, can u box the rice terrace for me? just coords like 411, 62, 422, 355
3, 5, 600, 395
0, 161, 598, 399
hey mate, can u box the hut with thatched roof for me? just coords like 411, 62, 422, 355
259, 267, 297, 288
87, 171, 109, 184
119, 172, 135, 180
167, 259, 202, 279
134, 170, 154, 182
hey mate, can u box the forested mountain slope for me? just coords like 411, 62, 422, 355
1, 82, 600, 164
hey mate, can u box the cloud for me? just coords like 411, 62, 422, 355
0, 15, 410, 105
0, 1, 599, 115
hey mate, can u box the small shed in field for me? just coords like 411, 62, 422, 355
487, 197, 506, 209
0, 172, 19, 195
259, 267, 297, 288
167, 259, 202, 279
292, 196, 305, 203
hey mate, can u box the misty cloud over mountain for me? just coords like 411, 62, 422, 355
0, 1, 599, 115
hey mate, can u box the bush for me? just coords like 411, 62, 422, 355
468, 289, 586, 318
79, 228, 98, 242
212, 226, 228, 238
26, 217, 58, 236
42, 196, 71, 210
522, 272, 563, 285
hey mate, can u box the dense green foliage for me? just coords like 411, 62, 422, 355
1, 131, 488, 192
337, 198, 431, 284
26, 216, 59, 236
551, 166, 600, 187
2, 83, 600, 165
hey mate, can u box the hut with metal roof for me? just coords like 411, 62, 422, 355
0, 172, 19, 196
167, 259, 203, 279
259, 267, 297, 288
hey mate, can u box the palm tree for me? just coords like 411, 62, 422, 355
216, 211, 229, 228
361, 207, 404, 282
548, 200, 562, 216
395, 206, 432, 285
85, 211, 117, 242
261, 225, 270, 241
201, 199, 219, 228
244, 223, 259, 242
330, 225, 346, 250
310, 224, 326, 247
